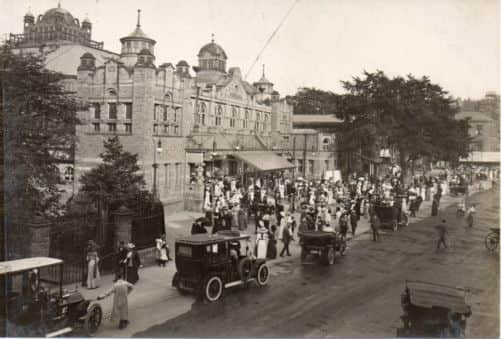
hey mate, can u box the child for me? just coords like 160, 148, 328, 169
159, 243, 169, 266
457, 199, 466, 217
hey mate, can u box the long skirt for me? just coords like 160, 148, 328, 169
126, 266, 139, 284
267, 240, 277, 259
87, 259, 100, 289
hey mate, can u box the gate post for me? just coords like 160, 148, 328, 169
29, 216, 51, 257
112, 206, 134, 248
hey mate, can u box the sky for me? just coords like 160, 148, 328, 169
0, 0, 499, 99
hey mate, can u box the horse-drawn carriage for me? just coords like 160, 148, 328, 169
397, 280, 471, 337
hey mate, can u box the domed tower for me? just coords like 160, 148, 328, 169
253, 65, 274, 103
78, 52, 96, 71
82, 15, 92, 38
119, 9, 156, 68
176, 60, 191, 78
23, 8, 35, 33
136, 48, 155, 68
194, 35, 227, 83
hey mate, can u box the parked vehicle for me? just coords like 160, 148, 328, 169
298, 229, 346, 266
1, 257, 102, 337
449, 182, 468, 196
172, 231, 270, 302
374, 201, 407, 231
485, 228, 500, 251
397, 280, 471, 337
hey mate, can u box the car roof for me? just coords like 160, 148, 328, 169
176, 232, 251, 245
0, 257, 63, 275
406, 280, 470, 314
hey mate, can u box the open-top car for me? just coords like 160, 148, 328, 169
172, 231, 270, 302
397, 280, 471, 337
0, 257, 102, 337
298, 229, 346, 266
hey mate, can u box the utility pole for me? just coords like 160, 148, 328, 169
292, 136, 296, 180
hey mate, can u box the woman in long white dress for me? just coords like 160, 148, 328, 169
86, 251, 100, 289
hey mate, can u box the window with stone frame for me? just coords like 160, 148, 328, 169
244, 110, 249, 129
199, 102, 207, 126
230, 107, 237, 128
163, 106, 169, 121
154, 124, 159, 134
124, 103, 133, 120
163, 124, 169, 134
108, 103, 117, 119
216, 105, 223, 126
125, 123, 132, 134
108, 123, 117, 132
93, 103, 101, 119
174, 125, 179, 135
64, 166, 74, 182
93, 123, 100, 132
174, 108, 178, 122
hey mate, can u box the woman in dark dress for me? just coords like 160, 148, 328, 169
125, 244, 141, 284
267, 225, 278, 259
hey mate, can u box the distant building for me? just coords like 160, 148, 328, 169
456, 111, 499, 152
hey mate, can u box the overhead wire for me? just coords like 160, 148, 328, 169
244, 0, 300, 80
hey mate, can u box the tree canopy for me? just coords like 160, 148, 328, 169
79, 136, 154, 217
286, 87, 338, 115
335, 71, 471, 179
1, 48, 80, 220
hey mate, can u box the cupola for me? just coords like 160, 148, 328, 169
119, 9, 156, 67
197, 34, 227, 73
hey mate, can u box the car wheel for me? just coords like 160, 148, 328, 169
203, 276, 223, 302
326, 247, 335, 266
300, 247, 307, 262
238, 257, 252, 281
256, 264, 270, 287
84, 303, 102, 337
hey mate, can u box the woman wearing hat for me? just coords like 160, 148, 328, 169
124, 243, 141, 284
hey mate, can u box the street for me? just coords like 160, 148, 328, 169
136, 187, 499, 338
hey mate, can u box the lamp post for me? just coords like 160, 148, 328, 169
152, 138, 163, 199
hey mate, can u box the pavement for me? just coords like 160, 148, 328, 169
70, 180, 494, 337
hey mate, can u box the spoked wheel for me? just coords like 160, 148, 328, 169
325, 247, 335, 266
256, 263, 270, 287
485, 232, 499, 251
84, 303, 102, 336
203, 276, 223, 302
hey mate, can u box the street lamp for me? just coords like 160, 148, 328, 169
152, 139, 163, 199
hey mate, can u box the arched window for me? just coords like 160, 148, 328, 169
230, 107, 237, 128
243, 110, 249, 129
216, 105, 223, 126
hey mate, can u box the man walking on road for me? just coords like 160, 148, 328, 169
435, 219, 448, 250
370, 212, 381, 242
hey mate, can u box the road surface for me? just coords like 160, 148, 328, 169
136, 187, 499, 338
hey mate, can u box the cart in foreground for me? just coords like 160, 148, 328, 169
397, 280, 471, 337
1, 257, 102, 337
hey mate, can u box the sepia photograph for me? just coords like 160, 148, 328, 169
0, 0, 499, 337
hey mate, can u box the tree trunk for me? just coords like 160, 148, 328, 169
399, 150, 411, 187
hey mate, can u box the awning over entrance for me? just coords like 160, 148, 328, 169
232, 151, 295, 172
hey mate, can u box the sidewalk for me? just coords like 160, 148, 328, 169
72, 182, 490, 336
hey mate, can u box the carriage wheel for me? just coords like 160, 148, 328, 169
325, 247, 335, 266
485, 232, 499, 251
393, 221, 398, 232
84, 303, 102, 336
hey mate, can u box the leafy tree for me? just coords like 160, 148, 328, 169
79, 136, 154, 226
286, 87, 338, 115
1, 48, 80, 221
335, 71, 471, 183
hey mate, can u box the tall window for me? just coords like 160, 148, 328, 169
93, 123, 100, 132
174, 108, 178, 122
174, 125, 179, 135
163, 124, 169, 134
108, 103, 117, 119
216, 105, 223, 126
93, 103, 101, 119
108, 123, 116, 132
199, 102, 207, 126
230, 107, 237, 128
244, 110, 249, 129
64, 166, 74, 182
125, 103, 132, 120
125, 123, 132, 134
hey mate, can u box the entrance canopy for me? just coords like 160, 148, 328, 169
232, 151, 295, 172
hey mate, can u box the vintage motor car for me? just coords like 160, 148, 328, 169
397, 280, 471, 337
298, 226, 347, 266
172, 231, 270, 302
0, 257, 102, 337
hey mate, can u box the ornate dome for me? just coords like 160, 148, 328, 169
176, 60, 189, 67
41, 5, 79, 27
198, 41, 227, 60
